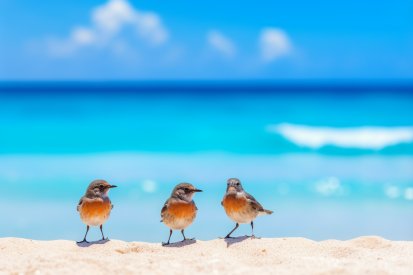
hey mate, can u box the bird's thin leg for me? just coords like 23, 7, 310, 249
181, 229, 195, 242
251, 221, 255, 237
220, 223, 239, 239
77, 225, 90, 243
100, 225, 108, 241
246, 221, 261, 239
163, 229, 173, 246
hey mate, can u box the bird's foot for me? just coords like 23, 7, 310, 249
100, 237, 108, 241
245, 235, 261, 239
162, 242, 170, 246
182, 238, 195, 242
219, 236, 234, 239
77, 239, 89, 243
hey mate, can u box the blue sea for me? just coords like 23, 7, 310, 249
0, 83, 412, 243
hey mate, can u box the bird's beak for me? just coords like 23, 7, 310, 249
228, 186, 236, 191
193, 189, 203, 192
108, 185, 117, 189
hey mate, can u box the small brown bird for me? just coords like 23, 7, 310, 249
77, 179, 117, 243
160, 183, 202, 246
221, 178, 273, 238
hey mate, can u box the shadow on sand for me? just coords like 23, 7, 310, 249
220, 236, 256, 248
76, 239, 110, 248
162, 239, 197, 248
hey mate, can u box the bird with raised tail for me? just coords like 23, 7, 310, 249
160, 183, 203, 246
221, 178, 273, 239
77, 179, 117, 243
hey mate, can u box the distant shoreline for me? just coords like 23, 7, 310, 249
1, 81, 413, 93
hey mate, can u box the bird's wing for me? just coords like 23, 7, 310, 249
245, 193, 265, 212
221, 201, 223, 207
77, 197, 84, 211
160, 198, 171, 221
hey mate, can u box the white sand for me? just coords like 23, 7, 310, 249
1, 236, 412, 274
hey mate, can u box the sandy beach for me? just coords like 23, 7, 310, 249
1, 236, 412, 275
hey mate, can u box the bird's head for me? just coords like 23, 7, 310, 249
172, 182, 202, 202
85, 179, 117, 198
226, 178, 244, 194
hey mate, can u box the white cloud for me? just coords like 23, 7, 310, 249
92, 0, 136, 33
92, 0, 167, 44
71, 27, 96, 45
267, 123, 413, 150
207, 30, 236, 58
259, 28, 291, 62
48, 0, 168, 56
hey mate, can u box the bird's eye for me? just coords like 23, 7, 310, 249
100, 185, 104, 188
236, 183, 240, 186
184, 188, 189, 191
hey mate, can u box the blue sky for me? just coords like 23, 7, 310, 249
0, 0, 412, 80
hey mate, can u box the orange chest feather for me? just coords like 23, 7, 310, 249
223, 195, 248, 213
167, 201, 196, 219
81, 199, 111, 217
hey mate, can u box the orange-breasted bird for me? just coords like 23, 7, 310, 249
160, 183, 202, 246
77, 179, 117, 243
221, 178, 273, 239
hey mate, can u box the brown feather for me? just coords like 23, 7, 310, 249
222, 194, 248, 213
80, 199, 111, 218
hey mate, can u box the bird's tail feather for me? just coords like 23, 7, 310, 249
259, 209, 273, 215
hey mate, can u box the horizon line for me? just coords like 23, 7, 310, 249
1, 80, 413, 93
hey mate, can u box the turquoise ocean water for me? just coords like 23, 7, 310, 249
0, 84, 412, 243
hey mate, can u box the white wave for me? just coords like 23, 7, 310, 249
267, 123, 413, 150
